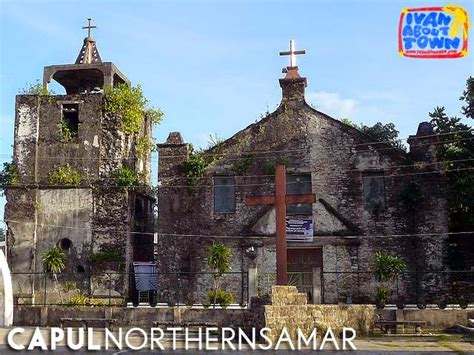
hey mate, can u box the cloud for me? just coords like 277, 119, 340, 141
307, 91, 358, 119
357, 92, 408, 104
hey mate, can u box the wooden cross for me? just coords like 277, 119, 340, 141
245, 165, 316, 285
82, 18, 97, 37
279, 40, 306, 68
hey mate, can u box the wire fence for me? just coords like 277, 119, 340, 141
257, 270, 474, 307
10, 269, 474, 308
10, 271, 249, 308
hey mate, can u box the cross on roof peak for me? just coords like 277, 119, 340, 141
82, 18, 97, 38
279, 40, 306, 68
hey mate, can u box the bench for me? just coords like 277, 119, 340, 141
375, 320, 426, 334
60, 317, 117, 330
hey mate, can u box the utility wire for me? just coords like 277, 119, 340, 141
0, 130, 472, 162
0, 158, 474, 187
1, 166, 471, 190
1, 219, 469, 239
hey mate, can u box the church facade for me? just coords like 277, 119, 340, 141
157, 48, 449, 305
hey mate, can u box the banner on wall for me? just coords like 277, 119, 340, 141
286, 219, 314, 241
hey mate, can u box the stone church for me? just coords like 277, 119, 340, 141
157, 42, 449, 305
4, 25, 154, 302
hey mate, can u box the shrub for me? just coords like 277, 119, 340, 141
104, 84, 163, 135
0, 162, 19, 195
47, 163, 83, 186
265, 156, 290, 175
373, 252, 407, 282
182, 154, 210, 185
59, 118, 77, 142
207, 288, 234, 308
230, 154, 254, 174
19, 79, 55, 96
111, 166, 140, 187
42, 246, 66, 273
135, 136, 155, 159
65, 294, 107, 307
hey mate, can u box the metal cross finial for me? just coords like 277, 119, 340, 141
279, 40, 306, 67
82, 18, 97, 37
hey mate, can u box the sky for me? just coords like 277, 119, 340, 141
0, 0, 472, 222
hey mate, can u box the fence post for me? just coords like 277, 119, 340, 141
312, 267, 321, 304
248, 267, 257, 305
43, 273, 47, 306
108, 273, 111, 307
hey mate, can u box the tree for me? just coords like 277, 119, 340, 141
341, 119, 405, 151
429, 77, 474, 232
373, 252, 407, 308
207, 242, 234, 308
0, 228, 5, 243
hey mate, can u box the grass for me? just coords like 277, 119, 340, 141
438, 335, 467, 355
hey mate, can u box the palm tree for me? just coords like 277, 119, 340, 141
42, 246, 66, 302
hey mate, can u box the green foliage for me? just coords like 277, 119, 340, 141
111, 166, 140, 187
144, 107, 164, 126
104, 84, 163, 135
460, 76, 473, 119
358, 122, 405, 151
42, 246, 66, 273
19, 79, 55, 96
207, 133, 225, 149
135, 136, 155, 158
207, 242, 233, 307
59, 118, 76, 142
0, 162, 19, 195
375, 287, 389, 306
183, 153, 212, 185
400, 182, 422, 209
230, 154, 254, 174
91, 250, 124, 263
47, 163, 83, 186
265, 156, 290, 175
208, 242, 232, 276
341, 118, 356, 127
373, 252, 407, 282
207, 288, 234, 308
340, 119, 405, 150
430, 77, 474, 231
65, 294, 107, 307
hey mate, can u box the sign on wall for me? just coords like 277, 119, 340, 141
286, 219, 314, 241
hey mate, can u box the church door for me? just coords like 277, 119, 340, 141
287, 248, 322, 303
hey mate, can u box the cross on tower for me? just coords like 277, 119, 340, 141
245, 165, 316, 285
82, 18, 97, 37
279, 40, 306, 68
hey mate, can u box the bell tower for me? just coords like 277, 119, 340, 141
43, 18, 129, 94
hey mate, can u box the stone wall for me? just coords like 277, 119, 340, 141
157, 71, 449, 305
5, 93, 154, 301
265, 286, 374, 341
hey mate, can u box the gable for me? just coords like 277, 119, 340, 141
248, 199, 355, 236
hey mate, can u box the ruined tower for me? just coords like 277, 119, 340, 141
5, 20, 154, 302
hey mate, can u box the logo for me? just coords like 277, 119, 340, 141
399, 4, 470, 58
